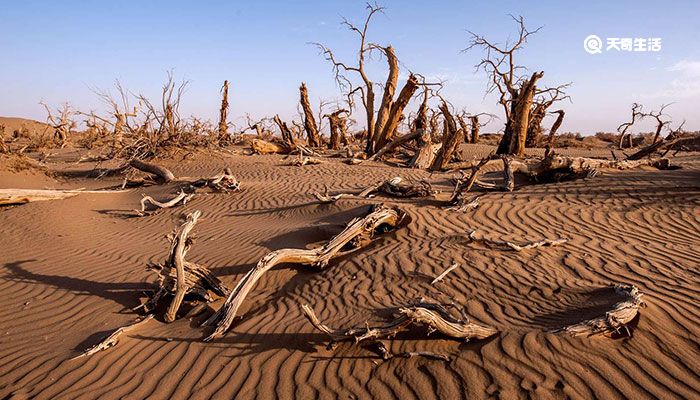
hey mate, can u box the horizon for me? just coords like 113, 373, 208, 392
2, 0, 699, 135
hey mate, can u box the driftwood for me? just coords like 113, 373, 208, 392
0, 188, 129, 206
467, 230, 567, 251
555, 284, 643, 337
302, 302, 497, 345
205, 205, 405, 341
138, 190, 194, 215
139, 211, 229, 322
71, 315, 154, 359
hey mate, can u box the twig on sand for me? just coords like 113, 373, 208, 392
137, 189, 194, 215
431, 263, 460, 285
467, 230, 567, 251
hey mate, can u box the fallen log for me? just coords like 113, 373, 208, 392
467, 230, 567, 251
71, 315, 154, 359
204, 204, 405, 341
302, 301, 497, 345
555, 284, 643, 337
289, 153, 323, 166
129, 159, 175, 183
0, 188, 129, 206
448, 153, 493, 206
251, 138, 289, 155
367, 131, 420, 162
138, 210, 229, 321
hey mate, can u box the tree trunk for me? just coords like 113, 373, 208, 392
273, 115, 295, 148
546, 110, 565, 148
430, 102, 465, 171
373, 46, 399, 144
507, 72, 542, 155
217, 80, 229, 142
326, 110, 347, 150
299, 83, 321, 147
373, 74, 419, 152
526, 103, 546, 148
469, 115, 480, 144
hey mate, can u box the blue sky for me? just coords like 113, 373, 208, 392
2, 0, 699, 134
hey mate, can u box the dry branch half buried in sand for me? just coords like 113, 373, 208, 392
138, 210, 229, 322
555, 284, 644, 337
302, 302, 497, 344
467, 230, 567, 251
204, 204, 405, 341
71, 315, 154, 359
312, 177, 433, 204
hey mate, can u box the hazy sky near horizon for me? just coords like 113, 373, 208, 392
2, 0, 699, 134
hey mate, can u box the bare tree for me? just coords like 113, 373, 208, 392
314, 3, 419, 155
137, 71, 188, 145
40, 101, 74, 148
466, 16, 569, 156
617, 103, 644, 149
643, 104, 672, 144
526, 86, 570, 147
325, 109, 349, 149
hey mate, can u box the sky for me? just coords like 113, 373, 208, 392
1, 0, 699, 135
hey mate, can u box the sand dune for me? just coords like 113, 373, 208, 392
0, 146, 698, 399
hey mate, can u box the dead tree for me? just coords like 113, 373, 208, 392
643, 104, 672, 144
217, 80, 230, 143
325, 109, 349, 150
89, 81, 139, 153
545, 110, 566, 149
273, 115, 295, 148
466, 16, 569, 156
627, 120, 685, 161
138, 211, 229, 321
137, 71, 188, 147
617, 103, 644, 149
430, 102, 464, 171
315, 4, 419, 156
40, 101, 73, 148
526, 87, 569, 147
205, 205, 405, 340
299, 83, 321, 146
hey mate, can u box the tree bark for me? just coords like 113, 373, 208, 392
217, 80, 229, 142
372, 74, 420, 152
373, 46, 399, 144
469, 115, 480, 144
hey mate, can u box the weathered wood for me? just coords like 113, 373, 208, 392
251, 138, 287, 155
374, 74, 420, 151
138, 190, 194, 215
299, 83, 321, 147
129, 159, 175, 183
367, 131, 420, 161
313, 177, 432, 204
71, 315, 154, 359
141, 211, 229, 321
555, 284, 643, 337
205, 205, 405, 340
0, 188, 129, 206
302, 301, 497, 344
448, 154, 494, 205
217, 80, 230, 142
430, 102, 465, 171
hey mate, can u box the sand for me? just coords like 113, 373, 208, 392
0, 145, 698, 399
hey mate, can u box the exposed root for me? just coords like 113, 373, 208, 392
138, 189, 194, 215
71, 315, 154, 359
204, 204, 405, 341
302, 301, 497, 345
139, 211, 229, 322
555, 284, 643, 337
467, 230, 567, 251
